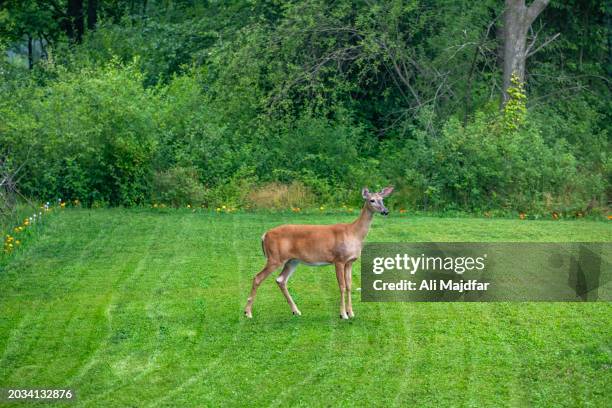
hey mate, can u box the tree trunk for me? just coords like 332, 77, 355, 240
38, 34, 48, 60
66, 0, 84, 42
87, 0, 98, 30
607, 1, 612, 78
27, 35, 33, 69
501, 0, 550, 103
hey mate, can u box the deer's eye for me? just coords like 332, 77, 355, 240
370, 199, 375, 203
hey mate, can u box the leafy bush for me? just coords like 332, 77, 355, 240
1, 27, 608, 214
1, 0, 609, 215
1, 60, 158, 206
152, 166, 206, 207
383, 99, 592, 213
260, 114, 378, 204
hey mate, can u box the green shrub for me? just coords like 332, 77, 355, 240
1, 60, 158, 206
152, 166, 206, 207
383, 101, 590, 213
1, 42, 606, 214
259, 114, 378, 205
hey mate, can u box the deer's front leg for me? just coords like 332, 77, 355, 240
335, 262, 348, 319
344, 261, 354, 318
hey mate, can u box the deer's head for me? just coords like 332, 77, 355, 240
362, 186, 394, 216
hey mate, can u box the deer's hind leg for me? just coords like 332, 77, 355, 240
276, 259, 301, 316
245, 259, 282, 318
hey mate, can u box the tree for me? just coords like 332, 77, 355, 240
87, 0, 98, 30
501, 0, 553, 103
0, 0, 64, 68
64, 0, 84, 42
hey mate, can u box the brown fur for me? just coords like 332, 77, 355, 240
263, 222, 365, 264
244, 187, 393, 319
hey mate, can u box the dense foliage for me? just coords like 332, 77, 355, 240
0, 0, 609, 214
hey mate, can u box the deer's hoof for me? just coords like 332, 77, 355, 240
292, 310, 302, 316
244, 311, 253, 319
348, 311, 355, 318
340, 313, 349, 320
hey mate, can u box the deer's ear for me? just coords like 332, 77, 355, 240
380, 186, 394, 197
361, 187, 370, 199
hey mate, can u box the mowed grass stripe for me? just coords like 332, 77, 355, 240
0, 211, 137, 387
78, 213, 176, 406
88, 212, 240, 407
149, 214, 261, 407
0, 209, 610, 407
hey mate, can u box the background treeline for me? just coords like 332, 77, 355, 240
0, 0, 609, 214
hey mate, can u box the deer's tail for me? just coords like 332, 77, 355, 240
260, 232, 268, 258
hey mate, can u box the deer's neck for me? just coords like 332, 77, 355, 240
351, 204, 374, 241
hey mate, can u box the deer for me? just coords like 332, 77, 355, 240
244, 186, 393, 319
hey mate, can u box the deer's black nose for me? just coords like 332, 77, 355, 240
382, 209, 389, 216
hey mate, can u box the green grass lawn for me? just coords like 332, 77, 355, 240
1, 209, 611, 407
